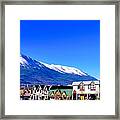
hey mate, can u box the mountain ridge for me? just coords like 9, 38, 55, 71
20, 54, 98, 86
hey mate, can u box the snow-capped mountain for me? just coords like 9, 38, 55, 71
20, 54, 98, 86
20, 54, 87, 76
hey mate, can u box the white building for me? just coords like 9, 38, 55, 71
72, 80, 100, 100
29, 85, 49, 100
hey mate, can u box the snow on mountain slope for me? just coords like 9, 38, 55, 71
20, 55, 28, 65
41, 62, 87, 76
20, 54, 87, 76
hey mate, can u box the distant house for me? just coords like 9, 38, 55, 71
49, 86, 73, 100
72, 80, 100, 100
28, 85, 50, 100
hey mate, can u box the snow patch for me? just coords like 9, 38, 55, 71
20, 55, 28, 65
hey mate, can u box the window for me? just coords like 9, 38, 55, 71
78, 82, 85, 91
90, 82, 96, 91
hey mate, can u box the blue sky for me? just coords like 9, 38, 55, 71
20, 20, 100, 79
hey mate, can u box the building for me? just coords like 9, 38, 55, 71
20, 80, 100, 100
72, 80, 100, 100
20, 85, 50, 100
49, 86, 73, 100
